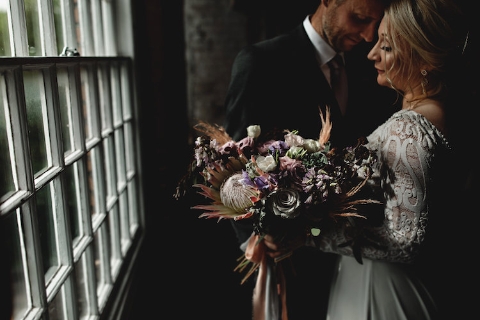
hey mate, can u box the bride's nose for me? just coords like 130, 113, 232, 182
367, 46, 379, 61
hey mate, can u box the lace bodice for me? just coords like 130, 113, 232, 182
317, 109, 451, 263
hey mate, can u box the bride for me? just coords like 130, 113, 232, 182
265, 0, 474, 318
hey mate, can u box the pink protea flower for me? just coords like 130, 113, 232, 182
220, 173, 259, 213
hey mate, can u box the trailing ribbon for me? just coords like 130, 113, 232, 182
244, 234, 288, 320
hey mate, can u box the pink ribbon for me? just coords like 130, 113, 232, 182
245, 235, 288, 320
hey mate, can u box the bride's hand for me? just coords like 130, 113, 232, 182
263, 234, 306, 261
263, 234, 282, 258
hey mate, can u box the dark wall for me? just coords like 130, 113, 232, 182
129, 1, 253, 318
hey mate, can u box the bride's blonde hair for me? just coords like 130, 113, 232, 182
383, 0, 468, 103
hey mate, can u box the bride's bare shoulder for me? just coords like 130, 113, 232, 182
411, 101, 447, 134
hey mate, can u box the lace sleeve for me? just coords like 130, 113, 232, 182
316, 110, 451, 264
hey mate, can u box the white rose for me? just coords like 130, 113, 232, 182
302, 139, 321, 153
247, 125, 261, 139
284, 132, 304, 147
256, 155, 277, 172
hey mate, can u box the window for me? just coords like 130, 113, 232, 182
0, 1, 145, 319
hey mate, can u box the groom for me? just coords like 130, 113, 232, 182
223, 0, 398, 319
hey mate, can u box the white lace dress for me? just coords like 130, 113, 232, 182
316, 109, 452, 320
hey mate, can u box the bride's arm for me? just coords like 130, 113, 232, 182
316, 111, 446, 264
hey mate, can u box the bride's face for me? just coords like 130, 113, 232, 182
367, 18, 403, 90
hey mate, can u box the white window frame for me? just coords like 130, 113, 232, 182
0, 1, 145, 320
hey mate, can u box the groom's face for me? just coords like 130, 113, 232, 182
323, 0, 385, 52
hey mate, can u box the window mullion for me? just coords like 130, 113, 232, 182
59, 0, 79, 52
8, 0, 28, 56
101, 0, 115, 56
37, 0, 57, 56
91, 0, 104, 56
76, 0, 93, 56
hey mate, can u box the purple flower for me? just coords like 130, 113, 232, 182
279, 156, 306, 189
257, 140, 289, 156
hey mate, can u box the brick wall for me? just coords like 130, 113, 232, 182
184, 0, 249, 132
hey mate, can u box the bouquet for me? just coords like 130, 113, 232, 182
175, 108, 380, 279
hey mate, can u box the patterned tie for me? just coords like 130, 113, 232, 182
328, 54, 348, 115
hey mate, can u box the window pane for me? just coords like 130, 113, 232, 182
76, 0, 94, 56
110, 62, 122, 125
53, 0, 65, 55
37, 183, 60, 283
0, 78, 15, 201
48, 288, 65, 320
114, 129, 125, 186
80, 65, 96, 140
0, 1, 11, 56
119, 192, 129, 241
120, 62, 132, 119
97, 63, 111, 131
64, 164, 81, 245
3, 211, 30, 319
102, 136, 115, 198
108, 205, 121, 263
24, 0, 42, 56
128, 181, 139, 229
57, 67, 73, 155
74, 254, 90, 319
86, 149, 99, 217
24, 69, 50, 176
93, 227, 108, 298
124, 122, 135, 173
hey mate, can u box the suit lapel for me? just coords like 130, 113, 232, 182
289, 25, 342, 121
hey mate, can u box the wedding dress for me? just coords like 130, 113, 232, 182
316, 109, 454, 320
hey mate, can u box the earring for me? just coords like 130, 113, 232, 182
421, 69, 428, 95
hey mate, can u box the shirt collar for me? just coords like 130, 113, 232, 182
303, 16, 343, 67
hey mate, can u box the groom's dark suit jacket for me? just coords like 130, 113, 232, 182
223, 24, 398, 320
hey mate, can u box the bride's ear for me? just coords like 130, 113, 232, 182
420, 64, 432, 73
